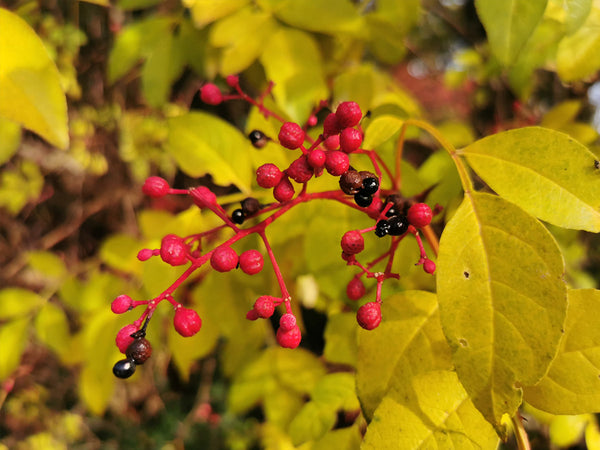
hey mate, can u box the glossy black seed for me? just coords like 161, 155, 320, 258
241, 197, 260, 216
375, 220, 390, 237
361, 177, 379, 195
231, 209, 244, 224
385, 206, 398, 217
388, 215, 409, 236
113, 358, 136, 378
354, 192, 373, 207
126, 338, 152, 365
248, 130, 268, 148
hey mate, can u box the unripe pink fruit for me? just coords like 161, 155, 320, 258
253, 296, 276, 318
273, 177, 295, 202
325, 151, 350, 176
423, 259, 436, 274
111, 295, 133, 314
307, 115, 318, 127
335, 101, 362, 128
307, 149, 326, 169
116, 324, 138, 353
278, 122, 305, 149
341, 230, 364, 255
279, 313, 297, 331
142, 176, 170, 198
323, 134, 340, 150
339, 128, 363, 153
277, 325, 302, 348
226, 74, 239, 87
256, 163, 284, 188
239, 249, 264, 275
346, 278, 366, 301
190, 186, 217, 209
323, 113, 341, 137
160, 234, 188, 266
200, 83, 223, 105
407, 203, 433, 228
357, 302, 382, 330
137, 248, 154, 261
210, 246, 239, 272
287, 155, 314, 183
174, 307, 202, 337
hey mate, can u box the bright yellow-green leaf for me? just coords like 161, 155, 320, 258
117, 0, 162, 10
461, 127, 600, 232
323, 313, 357, 367
271, 0, 363, 35
475, 0, 548, 65
0, 288, 44, 319
523, 289, 600, 414
34, 302, 70, 359
264, 388, 305, 430
362, 370, 499, 449
557, 6, 600, 80
437, 192, 567, 430
549, 414, 590, 447
0, 117, 20, 165
27, 250, 67, 280
586, 419, 600, 450
183, 0, 249, 27
289, 402, 337, 445
0, 8, 68, 149
0, 159, 44, 215
79, 365, 115, 415
362, 116, 404, 150
356, 291, 453, 419
166, 112, 253, 191
541, 100, 582, 129
0, 317, 29, 380
312, 373, 358, 410
308, 426, 362, 450
558, 0, 593, 34
99, 233, 143, 275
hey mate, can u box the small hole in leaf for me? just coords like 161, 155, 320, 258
458, 338, 468, 347
463, 271, 470, 279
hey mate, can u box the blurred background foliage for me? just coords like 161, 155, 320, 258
0, 0, 599, 448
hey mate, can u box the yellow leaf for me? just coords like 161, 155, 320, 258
0, 287, 44, 319
0, 317, 29, 380
437, 192, 567, 430
183, 0, 249, 28
0, 8, 68, 149
557, 6, 600, 81
34, 303, 71, 360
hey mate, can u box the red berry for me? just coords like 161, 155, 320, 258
137, 248, 154, 261
339, 128, 363, 153
239, 249, 264, 275
423, 259, 436, 274
273, 177, 295, 202
287, 155, 314, 183
307, 115, 318, 127
116, 324, 138, 353
142, 176, 170, 198
190, 186, 217, 209
323, 134, 340, 150
226, 74, 239, 87
277, 325, 302, 348
335, 101, 362, 128
246, 309, 259, 321
307, 149, 326, 169
278, 122, 305, 149
407, 203, 433, 228
279, 313, 297, 331
341, 230, 364, 255
365, 196, 383, 219
174, 307, 202, 337
323, 113, 341, 137
325, 151, 350, 176
160, 234, 188, 266
210, 246, 239, 272
111, 295, 133, 314
256, 163, 284, 188
347, 278, 366, 301
357, 302, 382, 330
253, 296, 276, 318
200, 83, 223, 105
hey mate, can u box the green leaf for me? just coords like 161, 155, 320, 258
562, 0, 592, 34
99, 233, 143, 275
0, 288, 44, 320
270, 0, 363, 35
166, 112, 253, 191
461, 127, 600, 232
289, 402, 337, 445
184, 0, 249, 27
362, 115, 404, 150
27, 250, 67, 280
362, 370, 499, 449
475, 0, 548, 65
556, 6, 600, 81
437, 192, 567, 430
356, 291, 453, 419
523, 289, 600, 414
34, 302, 70, 360
0, 317, 29, 380
308, 426, 362, 450
0, 117, 21, 165
0, 9, 68, 149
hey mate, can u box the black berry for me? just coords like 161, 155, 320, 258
231, 209, 244, 224
385, 206, 398, 217
388, 215, 409, 236
113, 358, 136, 378
248, 130, 268, 148
361, 177, 379, 195
126, 338, 152, 365
354, 192, 373, 207
241, 197, 260, 216
375, 220, 390, 237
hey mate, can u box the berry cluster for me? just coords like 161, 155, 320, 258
110, 78, 439, 377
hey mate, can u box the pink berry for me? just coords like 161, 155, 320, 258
226, 74, 239, 87
200, 83, 223, 105
323, 113, 341, 137
357, 302, 381, 330
365, 196, 383, 219
307, 149, 326, 169
137, 248, 154, 261
210, 246, 239, 272
278, 122, 305, 149
111, 294, 133, 314
307, 115, 318, 127
142, 176, 170, 198
323, 134, 340, 150
160, 234, 188, 266
239, 249, 264, 275
339, 128, 363, 153
246, 309, 259, 321
174, 307, 202, 337
256, 163, 284, 189
325, 151, 350, 176
273, 177, 295, 202
116, 324, 138, 353
279, 313, 297, 331
286, 155, 314, 183
335, 101, 362, 128
341, 230, 364, 255
277, 325, 302, 348
347, 278, 366, 301
423, 259, 436, 274
190, 186, 217, 209
253, 296, 276, 319
407, 203, 433, 228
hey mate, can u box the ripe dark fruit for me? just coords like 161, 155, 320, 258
388, 215, 409, 236
248, 130, 268, 148
339, 170, 364, 195
241, 197, 260, 217
361, 177, 379, 195
385, 207, 398, 217
231, 208, 244, 224
126, 338, 152, 365
113, 358, 136, 379
354, 192, 373, 207
375, 220, 391, 237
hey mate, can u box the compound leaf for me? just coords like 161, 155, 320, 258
461, 127, 600, 232
437, 192, 567, 431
